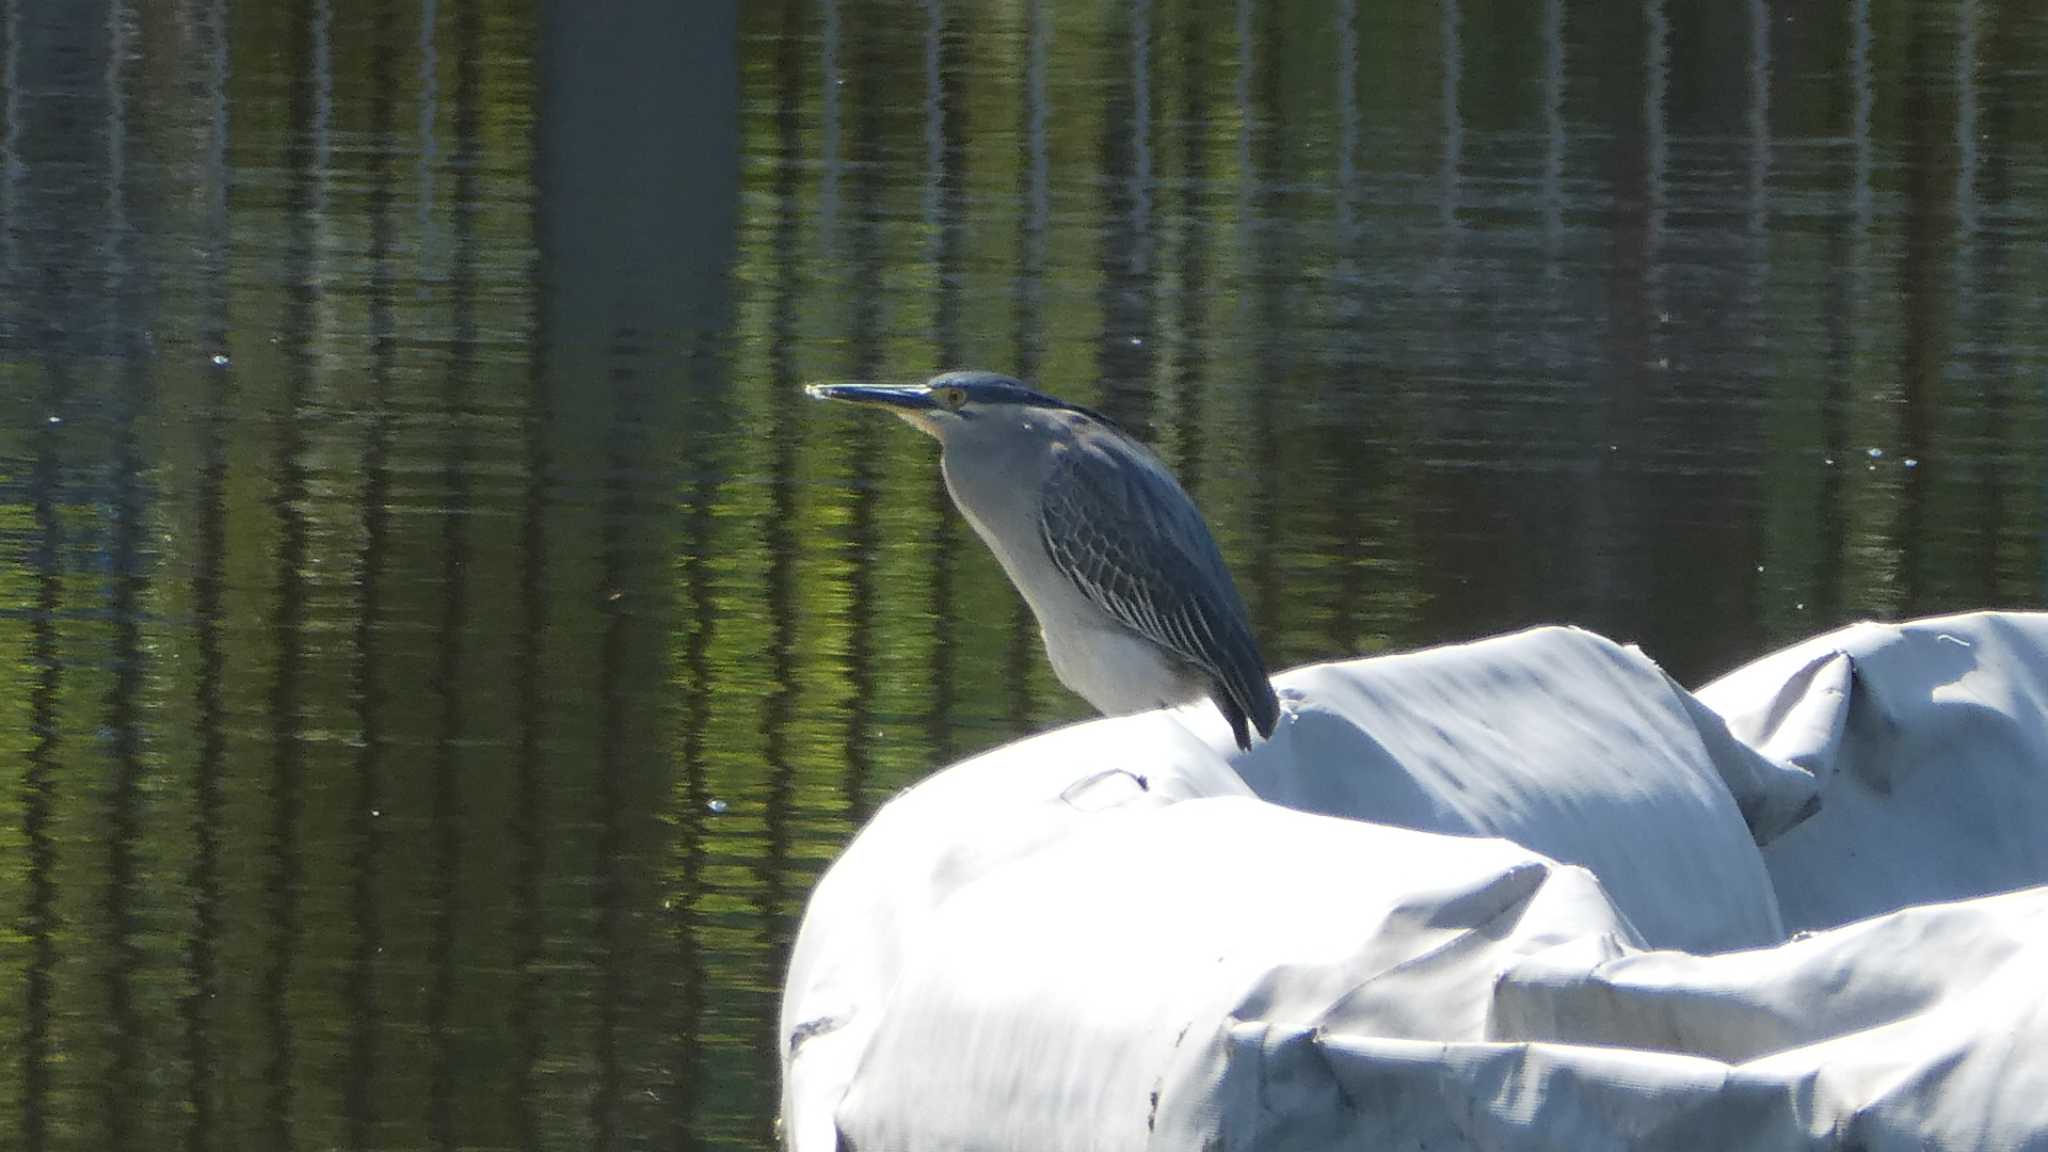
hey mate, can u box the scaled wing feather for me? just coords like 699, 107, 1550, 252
1036, 434, 1278, 740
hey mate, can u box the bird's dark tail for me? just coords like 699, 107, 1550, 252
1247, 679, 1280, 743
1215, 680, 1279, 752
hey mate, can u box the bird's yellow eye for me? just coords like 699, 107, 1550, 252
938, 387, 968, 410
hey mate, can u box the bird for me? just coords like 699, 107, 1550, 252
806, 370, 1280, 750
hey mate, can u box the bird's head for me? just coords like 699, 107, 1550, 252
804, 370, 1072, 442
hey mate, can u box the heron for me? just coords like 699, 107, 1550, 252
807, 370, 1280, 750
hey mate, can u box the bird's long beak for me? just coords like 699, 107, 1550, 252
804, 383, 937, 411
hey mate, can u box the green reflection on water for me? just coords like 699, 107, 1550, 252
0, 0, 2045, 1148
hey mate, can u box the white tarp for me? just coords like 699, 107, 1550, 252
1185, 626, 1819, 952
834, 799, 1636, 1151
1697, 611, 2048, 931
781, 613, 2048, 1151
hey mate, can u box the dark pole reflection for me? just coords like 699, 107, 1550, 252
1744, 0, 1773, 637
1005, 0, 1050, 733
1814, 0, 1865, 629
181, 2, 231, 1147
1973, 0, 2021, 603
1171, 0, 1210, 502
1438, 0, 1462, 244
591, 337, 631, 1152
1550, 0, 1612, 632
924, 0, 961, 761
1542, 0, 1566, 265
685, 4, 739, 1142
536, 0, 732, 1132
1328, 0, 1365, 656
1244, 0, 1283, 645
755, 0, 808, 1142
1825, 0, 1877, 622
1642, 0, 1667, 324
416, 0, 440, 277
818, 0, 840, 241
1896, 0, 1948, 617
1743, 0, 1770, 322
267, 0, 330, 1143
514, 5, 550, 1143
1949, 0, 1997, 606
1717, 0, 1771, 661
664, 182, 719, 1152
1632, 0, 1668, 648
1589, 0, 1665, 644
10, 12, 127, 1140
668, 332, 722, 1144
840, 4, 887, 827
1, 0, 19, 303
667, 494, 710, 1148
22, 266, 60, 1152
101, 0, 144, 1142
1424, 0, 1527, 648
345, 0, 399, 1145
428, 0, 480, 1146
666, 362, 711, 1148
513, 157, 548, 1152
1095, 0, 1156, 437
1015, 0, 1049, 406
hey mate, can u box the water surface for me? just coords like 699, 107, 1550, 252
1, 0, 2045, 1148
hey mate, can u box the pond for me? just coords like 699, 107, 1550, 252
0, 0, 2043, 1148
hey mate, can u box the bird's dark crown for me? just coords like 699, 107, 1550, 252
926, 370, 1122, 430
926, 370, 1057, 407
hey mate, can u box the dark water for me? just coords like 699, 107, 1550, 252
0, 0, 2043, 1147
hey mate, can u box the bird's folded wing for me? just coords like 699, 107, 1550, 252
1036, 435, 1277, 737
